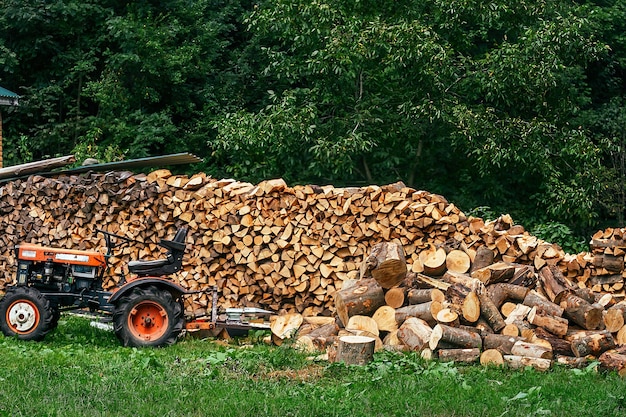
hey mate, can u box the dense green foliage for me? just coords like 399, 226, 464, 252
3, 1, 626, 240
0, 315, 625, 416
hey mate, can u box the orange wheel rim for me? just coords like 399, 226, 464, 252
127, 301, 168, 342
6, 300, 40, 334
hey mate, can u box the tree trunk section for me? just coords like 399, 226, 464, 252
522, 290, 564, 317
334, 278, 385, 327
528, 307, 568, 337
397, 317, 432, 351
538, 265, 571, 304
361, 241, 407, 289
336, 335, 376, 365
478, 292, 506, 332
438, 348, 481, 363
429, 323, 482, 350
570, 331, 616, 357
561, 293, 603, 330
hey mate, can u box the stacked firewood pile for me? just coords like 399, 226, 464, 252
2, 169, 626, 370
280, 241, 626, 373
0, 171, 569, 315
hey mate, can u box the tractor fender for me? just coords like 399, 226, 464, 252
108, 277, 188, 305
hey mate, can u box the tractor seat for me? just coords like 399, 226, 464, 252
128, 228, 188, 277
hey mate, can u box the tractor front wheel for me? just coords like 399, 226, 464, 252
112, 285, 184, 347
0, 286, 54, 341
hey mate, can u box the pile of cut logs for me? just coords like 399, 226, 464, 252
0, 171, 625, 329
280, 241, 626, 373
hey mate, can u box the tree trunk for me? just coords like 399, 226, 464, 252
336, 335, 376, 365
361, 241, 407, 289
334, 278, 385, 327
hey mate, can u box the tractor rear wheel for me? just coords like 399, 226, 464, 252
0, 286, 54, 341
112, 285, 184, 347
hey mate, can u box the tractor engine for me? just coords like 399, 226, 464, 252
15, 244, 106, 293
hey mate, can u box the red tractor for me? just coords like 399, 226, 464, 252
0, 228, 191, 347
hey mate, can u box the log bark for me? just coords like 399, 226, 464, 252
528, 307, 568, 337
599, 350, 626, 376
395, 303, 436, 326
510, 340, 553, 359
522, 290, 564, 317
336, 335, 376, 365
570, 330, 616, 357
406, 288, 434, 305
362, 241, 407, 289
334, 278, 385, 327
429, 323, 482, 350
533, 328, 573, 356
478, 291, 506, 332
397, 317, 432, 351
488, 283, 530, 308
470, 246, 494, 273
471, 262, 516, 285
438, 348, 480, 363
561, 293, 603, 330
503, 355, 551, 372
538, 265, 571, 304
482, 334, 524, 354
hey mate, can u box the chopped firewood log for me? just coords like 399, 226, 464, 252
270, 313, 304, 344
528, 307, 568, 337
346, 315, 379, 337
561, 293, 603, 330
471, 262, 516, 285
334, 278, 385, 327
406, 288, 434, 305
471, 246, 494, 273
510, 340, 553, 359
336, 335, 376, 365
533, 327, 574, 356
397, 317, 432, 351
462, 291, 481, 323
429, 323, 482, 350
438, 348, 481, 363
445, 250, 471, 274
522, 290, 564, 317
360, 241, 407, 289
436, 308, 460, 326
372, 306, 398, 332
604, 301, 626, 333
504, 355, 551, 372
570, 330, 616, 357
482, 334, 523, 354
488, 283, 530, 308
599, 350, 626, 376
480, 349, 504, 366
395, 303, 437, 326
384, 287, 406, 308
478, 291, 506, 332
538, 265, 572, 304
420, 246, 447, 276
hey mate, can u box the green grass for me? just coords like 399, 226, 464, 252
0, 316, 625, 417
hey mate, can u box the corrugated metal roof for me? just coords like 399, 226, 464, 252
0, 152, 203, 183
0, 86, 19, 106
65, 152, 203, 174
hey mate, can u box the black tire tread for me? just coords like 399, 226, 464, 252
0, 286, 54, 341
112, 285, 183, 347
